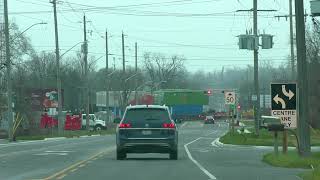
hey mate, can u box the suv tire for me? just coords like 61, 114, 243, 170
116, 150, 126, 160
169, 150, 178, 160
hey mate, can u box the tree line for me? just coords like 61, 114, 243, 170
0, 22, 320, 128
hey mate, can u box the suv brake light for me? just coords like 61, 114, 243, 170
163, 123, 175, 129
119, 123, 131, 128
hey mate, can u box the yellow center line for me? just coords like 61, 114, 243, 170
42, 146, 115, 180
79, 164, 86, 168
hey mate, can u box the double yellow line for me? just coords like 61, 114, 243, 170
42, 146, 115, 180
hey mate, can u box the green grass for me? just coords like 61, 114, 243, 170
263, 151, 320, 168
220, 121, 320, 147
301, 167, 320, 180
220, 129, 290, 146
263, 151, 320, 180
15, 128, 116, 141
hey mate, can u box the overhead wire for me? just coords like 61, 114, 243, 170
66, 0, 218, 10
14, 0, 51, 7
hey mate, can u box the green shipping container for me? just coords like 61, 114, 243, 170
155, 90, 208, 106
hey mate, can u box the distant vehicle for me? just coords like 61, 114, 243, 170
81, 114, 106, 131
116, 105, 178, 160
204, 115, 215, 124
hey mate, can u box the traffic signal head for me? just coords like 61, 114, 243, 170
204, 89, 212, 96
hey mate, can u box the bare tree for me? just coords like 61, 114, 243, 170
143, 52, 185, 89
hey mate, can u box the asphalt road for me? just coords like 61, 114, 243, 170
0, 121, 303, 180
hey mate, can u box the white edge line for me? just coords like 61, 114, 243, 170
80, 135, 89, 138
180, 122, 188, 128
211, 138, 223, 148
44, 137, 67, 141
0, 139, 62, 148
90, 134, 101, 137
184, 137, 217, 180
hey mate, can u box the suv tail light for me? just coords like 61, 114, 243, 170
163, 123, 175, 129
119, 123, 131, 128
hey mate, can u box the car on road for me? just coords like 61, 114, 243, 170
116, 105, 178, 160
81, 114, 106, 131
204, 115, 215, 124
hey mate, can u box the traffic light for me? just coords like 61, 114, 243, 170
204, 89, 213, 96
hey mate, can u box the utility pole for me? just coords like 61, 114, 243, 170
121, 31, 126, 110
122, 31, 125, 72
247, 67, 250, 110
274, 0, 296, 80
105, 30, 110, 123
135, 42, 138, 105
4, 0, 13, 141
263, 86, 266, 109
274, 1, 297, 154
286, 0, 293, 154
289, 0, 295, 80
113, 57, 116, 70
253, 0, 260, 136
295, 0, 311, 156
51, 0, 63, 135
83, 15, 89, 130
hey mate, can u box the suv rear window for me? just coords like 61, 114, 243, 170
123, 108, 171, 124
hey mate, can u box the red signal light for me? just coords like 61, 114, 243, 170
204, 89, 212, 96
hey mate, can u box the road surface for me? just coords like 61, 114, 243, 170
0, 121, 303, 180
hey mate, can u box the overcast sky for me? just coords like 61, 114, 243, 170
4, 0, 312, 72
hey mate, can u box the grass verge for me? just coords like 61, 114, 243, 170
263, 151, 320, 168
301, 168, 320, 180
220, 120, 320, 147
263, 151, 320, 180
15, 128, 116, 141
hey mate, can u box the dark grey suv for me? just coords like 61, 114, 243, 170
116, 105, 178, 160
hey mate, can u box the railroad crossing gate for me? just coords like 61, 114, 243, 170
271, 83, 297, 129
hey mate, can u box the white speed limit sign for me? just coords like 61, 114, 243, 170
225, 91, 236, 105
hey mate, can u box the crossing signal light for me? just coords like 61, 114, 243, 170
204, 89, 212, 96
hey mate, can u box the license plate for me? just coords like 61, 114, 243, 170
142, 130, 152, 135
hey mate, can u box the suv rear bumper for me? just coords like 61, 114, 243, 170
117, 138, 177, 153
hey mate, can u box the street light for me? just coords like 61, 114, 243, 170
12, 22, 47, 42
124, 72, 141, 83
107, 70, 117, 77
60, 41, 84, 58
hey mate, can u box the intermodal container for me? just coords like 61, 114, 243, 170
169, 105, 203, 116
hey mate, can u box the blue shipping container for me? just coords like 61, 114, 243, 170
170, 105, 203, 116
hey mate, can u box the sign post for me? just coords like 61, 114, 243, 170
274, 131, 279, 155
225, 91, 236, 134
271, 83, 297, 154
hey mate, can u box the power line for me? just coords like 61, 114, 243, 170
66, 0, 218, 9
14, 0, 51, 7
